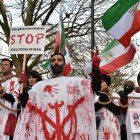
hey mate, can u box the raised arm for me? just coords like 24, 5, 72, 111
91, 50, 101, 93
18, 73, 29, 108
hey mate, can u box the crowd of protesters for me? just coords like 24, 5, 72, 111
0, 53, 139, 140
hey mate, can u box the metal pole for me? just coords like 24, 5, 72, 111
91, 0, 94, 51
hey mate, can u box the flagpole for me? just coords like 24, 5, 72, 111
59, 2, 62, 53
91, 0, 94, 51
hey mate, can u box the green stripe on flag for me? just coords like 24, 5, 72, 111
55, 15, 66, 53
102, 0, 139, 30
59, 15, 66, 50
101, 40, 119, 53
41, 59, 50, 69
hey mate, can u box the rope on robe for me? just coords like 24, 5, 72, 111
109, 96, 140, 100
0, 102, 20, 112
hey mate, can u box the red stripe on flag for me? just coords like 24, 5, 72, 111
63, 63, 72, 76
54, 31, 60, 52
100, 44, 136, 74
118, 10, 140, 47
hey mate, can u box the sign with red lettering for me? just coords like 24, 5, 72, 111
9, 26, 46, 54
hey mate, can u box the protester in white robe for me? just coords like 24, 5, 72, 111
14, 52, 101, 140
95, 74, 121, 140
126, 72, 140, 140
118, 80, 135, 140
0, 58, 20, 140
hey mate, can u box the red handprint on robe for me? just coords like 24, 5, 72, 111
103, 126, 111, 140
44, 84, 58, 97
9, 80, 15, 93
80, 134, 89, 140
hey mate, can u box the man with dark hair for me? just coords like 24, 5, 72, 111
0, 58, 20, 140
1, 58, 13, 67
14, 52, 101, 140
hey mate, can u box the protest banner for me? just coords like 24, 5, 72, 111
9, 26, 46, 54
9, 26, 46, 93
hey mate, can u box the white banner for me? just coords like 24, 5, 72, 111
9, 26, 46, 54
130, 109, 140, 133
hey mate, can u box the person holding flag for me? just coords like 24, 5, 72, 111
13, 50, 101, 140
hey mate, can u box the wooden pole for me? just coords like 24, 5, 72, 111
20, 54, 26, 94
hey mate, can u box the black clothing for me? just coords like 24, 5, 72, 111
2, 93, 15, 105
20, 87, 31, 108
95, 91, 121, 115
92, 68, 101, 93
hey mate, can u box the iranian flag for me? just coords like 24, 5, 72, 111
63, 46, 72, 76
54, 14, 66, 53
84, 40, 136, 75
102, 0, 140, 47
42, 14, 72, 75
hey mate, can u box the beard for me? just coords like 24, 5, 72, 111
50, 64, 64, 75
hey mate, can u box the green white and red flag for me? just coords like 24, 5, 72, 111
63, 46, 72, 76
54, 15, 66, 53
84, 40, 136, 75
42, 15, 72, 75
102, 0, 140, 47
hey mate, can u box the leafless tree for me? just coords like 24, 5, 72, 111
0, 0, 91, 78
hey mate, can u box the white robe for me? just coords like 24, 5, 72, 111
95, 92, 121, 140
0, 76, 20, 140
126, 91, 140, 140
14, 76, 97, 140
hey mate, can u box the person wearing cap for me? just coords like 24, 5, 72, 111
118, 80, 135, 140
95, 74, 121, 140
126, 73, 140, 140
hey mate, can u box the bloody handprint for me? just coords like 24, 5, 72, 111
103, 126, 111, 140
44, 84, 58, 97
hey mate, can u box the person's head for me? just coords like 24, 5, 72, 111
124, 80, 134, 94
1, 58, 13, 76
27, 70, 42, 86
101, 74, 111, 92
50, 53, 66, 77
137, 72, 140, 86
133, 113, 139, 120
134, 120, 140, 127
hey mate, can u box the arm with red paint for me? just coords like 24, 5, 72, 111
91, 50, 101, 93
18, 72, 29, 108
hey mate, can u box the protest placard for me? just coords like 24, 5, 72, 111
130, 109, 140, 133
9, 26, 46, 54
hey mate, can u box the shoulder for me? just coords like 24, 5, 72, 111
112, 92, 120, 98
128, 89, 140, 97
135, 87, 140, 93
68, 76, 89, 81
